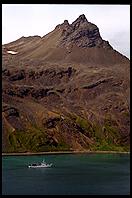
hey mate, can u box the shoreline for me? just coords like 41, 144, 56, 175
2, 150, 130, 156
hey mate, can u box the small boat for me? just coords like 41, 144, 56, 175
28, 160, 52, 168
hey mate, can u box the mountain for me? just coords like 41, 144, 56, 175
2, 14, 130, 153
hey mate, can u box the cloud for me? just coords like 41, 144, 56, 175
108, 30, 130, 58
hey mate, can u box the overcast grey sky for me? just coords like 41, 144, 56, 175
2, 4, 130, 58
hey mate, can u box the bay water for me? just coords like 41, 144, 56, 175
2, 153, 130, 195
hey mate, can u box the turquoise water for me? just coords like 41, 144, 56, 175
2, 153, 130, 195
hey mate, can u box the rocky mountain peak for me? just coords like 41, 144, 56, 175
58, 14, 112, 50
63, 20, 69, 25
71, 14, 88, 29
78, 14, 87, 20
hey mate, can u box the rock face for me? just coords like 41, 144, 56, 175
58, 14, 112, 49
2, 14, 130, 153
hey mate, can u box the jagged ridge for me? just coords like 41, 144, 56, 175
56, 14, 112, 49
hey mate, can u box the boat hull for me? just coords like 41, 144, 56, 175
28, 164, 52, 168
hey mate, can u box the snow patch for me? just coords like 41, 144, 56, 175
7, 50, 18, 55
